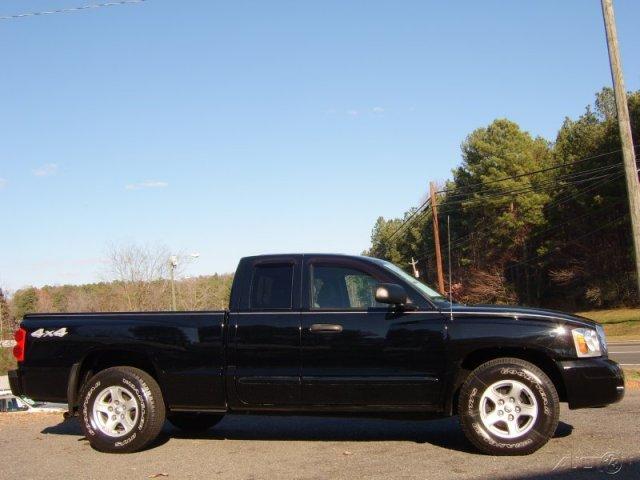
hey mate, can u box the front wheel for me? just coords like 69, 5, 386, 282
78, 366, 166, 453
458, 357, 559, 455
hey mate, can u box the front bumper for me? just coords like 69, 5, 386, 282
558, 357, 625, 409
8, 369, 23, 397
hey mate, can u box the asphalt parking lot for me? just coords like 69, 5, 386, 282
0, 390, 638, 480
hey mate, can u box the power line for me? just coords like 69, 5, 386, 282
436, 169, 625, 221
439, 167, 624, 209
538, 170, 627, 211
0, 0, 146, 21
409, 172, 628, 267
439, 148, 624, 195
436, 146, 638, 197
441, 162, 624, 203
384, 197, 431, 243
442, 171, 627, 252
381, 148, 637, 248
383, 168, 625, 248
412, 201, 626, 273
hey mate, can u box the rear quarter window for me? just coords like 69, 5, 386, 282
250, 264, 293, 310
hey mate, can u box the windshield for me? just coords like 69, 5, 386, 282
378, 260, 449, 305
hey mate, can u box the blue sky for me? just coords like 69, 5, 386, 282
1, 0, 639, 290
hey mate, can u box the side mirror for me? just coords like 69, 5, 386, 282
375, 283, 408, 306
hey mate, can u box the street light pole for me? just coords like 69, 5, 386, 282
169, 256, 178, 312
169, 253, 199, 312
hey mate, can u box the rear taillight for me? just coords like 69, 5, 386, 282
13, 328, 26, 362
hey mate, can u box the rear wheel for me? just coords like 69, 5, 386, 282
458, 357, 559, 455
168, 412, 224, 432
79, 366, 166, 453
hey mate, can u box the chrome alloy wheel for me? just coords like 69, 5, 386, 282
91, 386, 140, 437
479, 379, 538, 439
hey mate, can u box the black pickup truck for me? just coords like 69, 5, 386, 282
9, 254, 624, 455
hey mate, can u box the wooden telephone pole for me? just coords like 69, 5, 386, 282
430, 182, 446, 295
601, 0, 640, 298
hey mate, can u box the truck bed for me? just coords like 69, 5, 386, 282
15, 311, 228, 410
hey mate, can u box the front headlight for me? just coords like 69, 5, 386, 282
571, 328, 602, 358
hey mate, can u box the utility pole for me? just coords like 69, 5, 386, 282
601, 0, 640, 298
410, 257, 420, 278
430, 182, 446, 295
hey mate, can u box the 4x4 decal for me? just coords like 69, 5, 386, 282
30, 327, 68, 339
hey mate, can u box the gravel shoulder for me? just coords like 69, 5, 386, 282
1, 391, 639, 480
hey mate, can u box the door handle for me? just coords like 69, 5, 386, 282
309, 323, 343, 333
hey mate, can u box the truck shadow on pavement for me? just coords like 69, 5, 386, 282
41, 415, 574, 454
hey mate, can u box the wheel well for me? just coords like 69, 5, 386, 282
75, 350, 160, 402
451, 347, 567, 413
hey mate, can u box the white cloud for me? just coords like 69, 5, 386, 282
372, 106, 385, 114
125, 181, 169, 190
0, 178, 6, 189
346, 109, 359, 117
32, 163, 58, 177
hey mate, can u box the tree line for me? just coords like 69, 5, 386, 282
366, 88, 640, 310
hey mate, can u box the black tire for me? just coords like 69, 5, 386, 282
168, 412, 224, 432
78, 366, 166, 453
458, 357, 559, 456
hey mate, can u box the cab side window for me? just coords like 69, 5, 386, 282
311, 265, 385, 310
250, 264, 293, 310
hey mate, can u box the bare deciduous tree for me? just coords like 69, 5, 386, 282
105, 243, 173, 311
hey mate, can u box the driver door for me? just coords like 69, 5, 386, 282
300, 257, 445, 407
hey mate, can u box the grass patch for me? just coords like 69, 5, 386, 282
623, 368, 640, 389
601, 322, 640, 341
624, 368, 640, 381
576, 308, 640, 324
576, 308, 640, 341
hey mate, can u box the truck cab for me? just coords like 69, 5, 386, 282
229, 254, 447, 408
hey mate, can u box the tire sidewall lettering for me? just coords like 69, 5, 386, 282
467, 387, 479, 417
110, 377, 146, 448
82, 380, 101, 437
471, 422, 534, 449
114, 432, 137, 448
121, 377, 147, 432
499, 367, 551, 417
